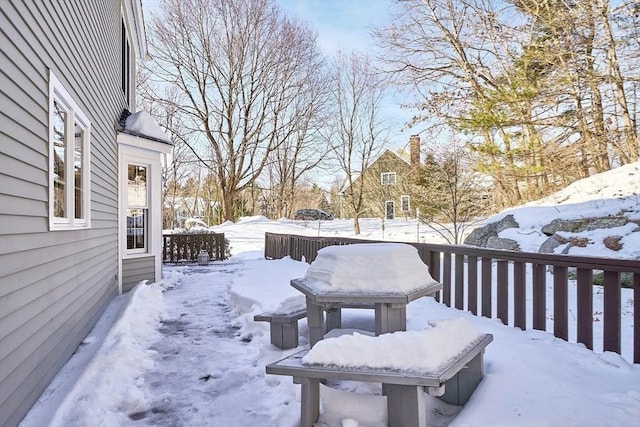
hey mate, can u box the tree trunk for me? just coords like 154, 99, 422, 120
353, 214, 361, 235
598, 0, 638, 162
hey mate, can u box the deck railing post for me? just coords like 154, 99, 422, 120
481, 258, 492, 318
513, 262, 526, 330
455, 254, 464, 310
603, 270, 621, 354
467, 256, 478, 315
553, 266, 569, 341
532, 263, 546, 331
443, 253, 452, 307
497, 260, 509, 325
576, 268, 594, 350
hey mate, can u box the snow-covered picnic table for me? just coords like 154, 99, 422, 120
291, 242, 442, 347
267, 320, 493, 427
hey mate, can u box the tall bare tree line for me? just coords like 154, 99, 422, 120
326, 51, 391, 234
140, 0, 638, 226
143, 0, 328, 221
375, 0, 638, 208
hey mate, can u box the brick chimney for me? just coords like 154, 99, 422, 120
409, 135, 420, 167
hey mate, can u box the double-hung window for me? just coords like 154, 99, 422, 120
381, 172, 397, 186
49, 70, 91, 230
401, 195, 410, 212
126, 164, 148, 252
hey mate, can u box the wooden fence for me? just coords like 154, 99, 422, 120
264, 232, 640, 364
163, 232, 227, 263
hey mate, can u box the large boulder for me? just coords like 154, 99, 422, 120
538, 234, 567, 254
541, 219, 583, 235
541, 217, 630, 235
496, 214, 520, 233
464, 223, 497, 247
583, 217, 629, 231
464, 214, 519, 247
486, 236, 520, 251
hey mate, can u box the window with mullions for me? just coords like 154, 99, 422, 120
127, 164, 148, 251
49, 70, 90, 230
381, 172, 397, 185
401, 195, 410, 212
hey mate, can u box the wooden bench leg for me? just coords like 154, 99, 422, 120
307, 298, 325, 347
300, 378, 320, 427
375, 303, 407, 335
439, 349, 485, 405
325, 307, 342, 332
383, 383, 426, 427
270, 321, 299, 350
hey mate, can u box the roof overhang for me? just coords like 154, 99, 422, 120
117, 132, 173, 155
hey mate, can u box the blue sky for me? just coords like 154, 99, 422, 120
275, 0, 416, 150
141, 0, 415, 149
275, 0, 396, 55
274, 0, 415, 149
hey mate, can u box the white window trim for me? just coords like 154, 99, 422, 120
119, 144, 166, 261
381, 172, 397, 185
121, 1, 145, 108
125, 162, 150, 255
401, 195, 410, 212
121, 14, 133, 108
48, 69, 91, 230
118, 134, 170, 294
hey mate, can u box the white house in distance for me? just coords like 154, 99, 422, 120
0, 1, 171, 425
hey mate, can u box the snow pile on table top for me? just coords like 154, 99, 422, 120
303, 243, 437, 293
124, 110, 170, 143
302, 318, 484, 373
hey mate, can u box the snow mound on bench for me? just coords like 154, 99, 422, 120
303, 243, 437, 292
302, 318, 483, 373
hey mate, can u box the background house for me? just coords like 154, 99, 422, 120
344, 135, 422, 219
0, 1, 170, 425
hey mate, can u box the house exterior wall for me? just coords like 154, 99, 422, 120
0, 1, 130, 425
354, 150, 418, 218
122, 256, 155, 292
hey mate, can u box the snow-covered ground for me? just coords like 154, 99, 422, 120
20, 163, 640, 427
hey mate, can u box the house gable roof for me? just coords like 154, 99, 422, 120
375, 148, 412, 167
340, 148, 415, 193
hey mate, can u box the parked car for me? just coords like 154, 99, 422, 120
294, 208, 334, 220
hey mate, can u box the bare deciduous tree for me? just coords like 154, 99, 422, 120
327, 51, 390, 234
146, 0, 325, 221
263, 68, 333, 219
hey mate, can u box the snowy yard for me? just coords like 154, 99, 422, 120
20, 216, 640, 427
20, 163, 640, 426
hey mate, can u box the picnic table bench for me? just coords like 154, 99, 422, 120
291, 278, 442, 347
254, 302, 376, 349
266, 333, 493, 427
